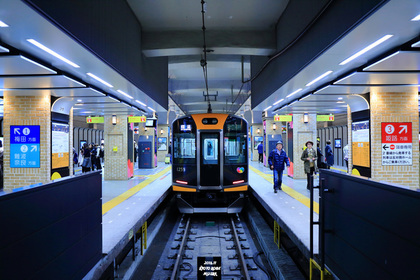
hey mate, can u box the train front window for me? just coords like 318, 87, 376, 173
173, 133, 196, 164
201, 133, 218, 164
223, 117, 247, 164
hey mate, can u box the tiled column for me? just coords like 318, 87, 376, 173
292, 114, 317, 179
157, 124, 169, 162
3, 93, 51, 191
104, 114, 129, 180
370, 91, 419, 189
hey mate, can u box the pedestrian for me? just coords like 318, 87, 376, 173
90, 143, 97, 171
268, 141, 290, 193
343, 144, 349, 171
325, 140, 334, 169
316, 142, 323, 168
95, 144, 102, 170
99, 143, 105, 168
257, 141, 263, 163
301, 141, 317, 190
81, 143, 91, 173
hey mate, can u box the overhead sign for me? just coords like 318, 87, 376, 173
317, 115, 334, 122
10, 125, 40, 168
381, 122, 412, 166
128, 116, 147, 123
86, 117, 104, 123
274, 115, 292, 122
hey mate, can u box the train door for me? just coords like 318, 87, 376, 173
200, 132, 220, 186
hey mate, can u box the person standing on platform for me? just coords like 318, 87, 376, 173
316, 141, 323, 168
268, 141, 290, 193
81, 143, 91, 173
257, 141, 263, 163
325, 140, 334, 169
301, 141, 317, 190
343, 144, 349, 171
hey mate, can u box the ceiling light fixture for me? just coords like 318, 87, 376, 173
87, 72, 113, 87
339, 35, 393, 65
363, 51, 400, 71
289, 100, 299, 106
89, 88, 106, 96
148, 106, 156, 112
77, 99, 82, 102
411, 14, 420, 21
27, 39, 80, 68
306, 71, 333, 87
0, 20, 9, 27
338, 97, 343, 100
20, 55, 56, 74
273, 98, 284, 105
263, 105, 272, 111
286, 88, 303, 98
107, 95, 120, 102
136, 100, 146, 106
117, 89, 133, 99
0, 46, 9, 53
121, 102, 131, 108
299, 94, 312, 101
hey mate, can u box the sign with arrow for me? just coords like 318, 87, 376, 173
381, 122, 412, 166
10, 125, 40, 168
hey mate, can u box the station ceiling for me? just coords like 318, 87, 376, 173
0, 0, 419, 123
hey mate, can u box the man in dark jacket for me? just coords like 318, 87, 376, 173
257, 141, 263, 163
268, 141, 290, 193
325, 140, 334, 169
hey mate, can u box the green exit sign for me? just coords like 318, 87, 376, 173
317, 115, 334, 122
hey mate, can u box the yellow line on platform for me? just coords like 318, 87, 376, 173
102, 166, 171, 215
331, 166, 347, 172
250, 166, 319, 214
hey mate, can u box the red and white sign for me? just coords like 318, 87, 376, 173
381, 122, 412, 166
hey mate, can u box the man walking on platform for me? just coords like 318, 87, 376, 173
257, 141, 263, 163
268, 141, 290, 193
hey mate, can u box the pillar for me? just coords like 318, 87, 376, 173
157, 124, 169, 162
293, 113, 317, 179
370, 91, 419, 189
346, 105, 352, 174
251, 123, 263, 162
104, 114, 129, 180
3, 93, 51, 191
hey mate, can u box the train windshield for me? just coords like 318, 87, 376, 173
223, 118, 247, 164
173, 133, 196, 164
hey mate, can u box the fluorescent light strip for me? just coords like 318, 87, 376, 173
0, 20, 9, 27
0, 46, 9, 53
87, 73, 113, 88
363, 51, 400, 70
273, 98, 284, 105
411, 41, 420, 48
117, 89, 133, 99
411, 14, 420, 21
148, 106, 156, 112
306, 71, 333, 87
339, 35, 393, 65
136, 100, 146, 106
107, 95, 120, 102
27, 39, 80, 68
286, 88, 302, 98
299, 94, 312, 101
132, 106, 140, 111
289, 99, 299, 106
314, 85, 330, 94
122, 102, 131, 108
263, 105, 272, 111
20, 55, 56, 74
89, 88, 106, 96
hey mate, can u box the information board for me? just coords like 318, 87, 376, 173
128, 116, 147, 123
10, 125, 40, 168
381, 122, 412, 165
86, 117, 104, 123
317, 115, 334, 121
352, 120, 370, 168
52, 122, 70, 169
274, 115, 292, 122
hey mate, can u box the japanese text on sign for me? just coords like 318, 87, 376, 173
381, 122, 412, 166
10, 125, 40, 168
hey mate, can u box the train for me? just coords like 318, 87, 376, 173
171, 113, 248, 213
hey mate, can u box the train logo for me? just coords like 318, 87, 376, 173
236, 167, 244, 174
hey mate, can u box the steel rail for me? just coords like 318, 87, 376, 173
230, 217, 251, 280
170, 216, 191, 280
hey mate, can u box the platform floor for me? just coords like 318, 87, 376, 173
85, 160, 347, 278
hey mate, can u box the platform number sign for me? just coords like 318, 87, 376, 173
10, 125, 40, 168
381, 122, 412, 166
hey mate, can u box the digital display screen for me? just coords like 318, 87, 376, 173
335, 138, 342, 148
145, 119, 155, 127
181, 124, 192, 131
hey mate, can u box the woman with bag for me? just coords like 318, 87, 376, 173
301, 141, 317, 190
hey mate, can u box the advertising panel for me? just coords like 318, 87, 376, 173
352, 120, 370, 168
52, 122, 69, 169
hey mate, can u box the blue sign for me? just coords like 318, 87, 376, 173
10, 125, 40, 168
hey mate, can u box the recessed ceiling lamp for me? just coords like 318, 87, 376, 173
286, 88, 302, 98
339, 35, 393, 65
148, 106, 156, 112
0, 20, 9, 27
306, 71, 333, 87
27, 39, 80, 68
263, 106, 272, 111
411, 14, 420, 21
273, 98, 284, 105
117, 90, 133, 99
136, 100, 146, 106
87, 72, 113, 88
0, 46, 9, 53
